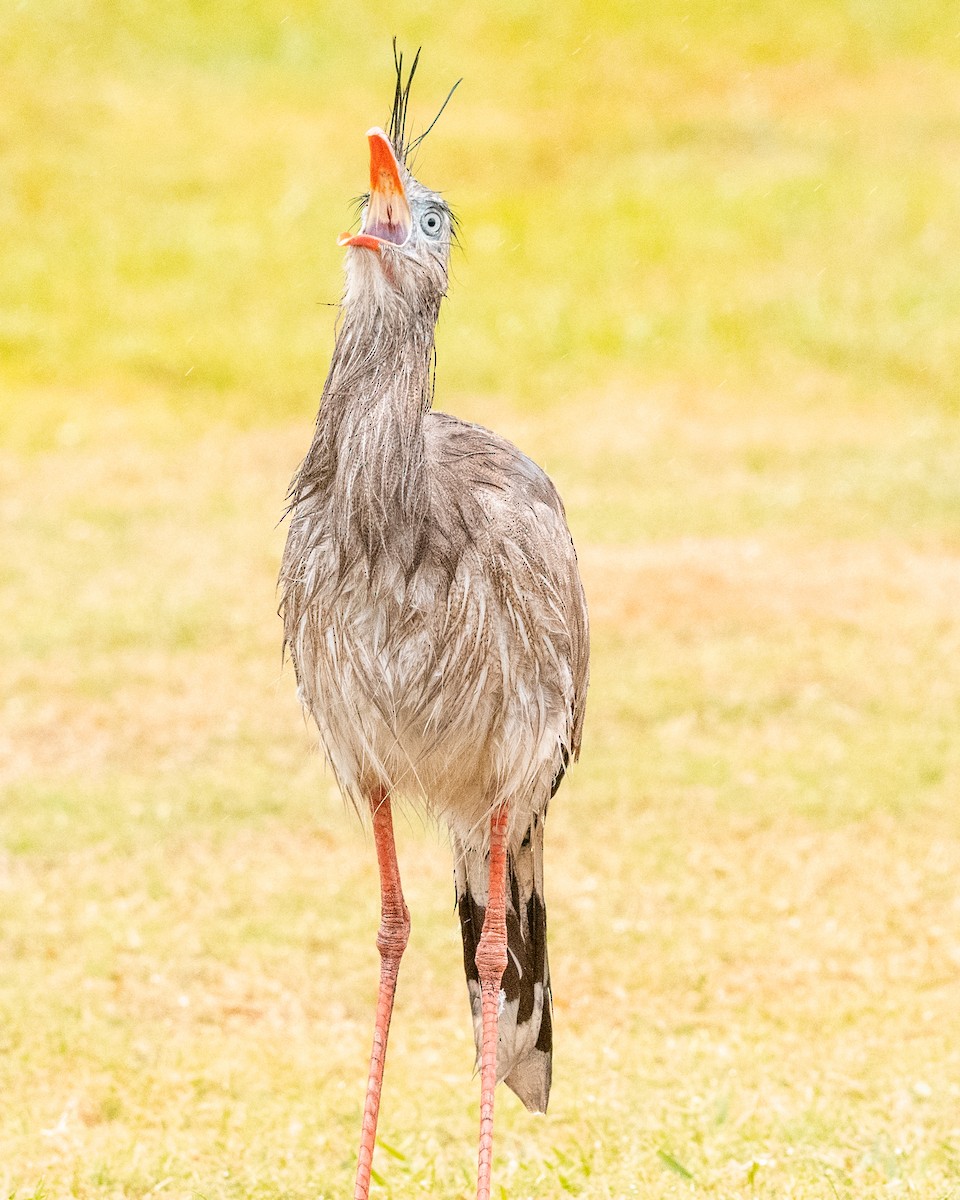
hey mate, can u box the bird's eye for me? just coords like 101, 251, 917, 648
420, 209, 443, 238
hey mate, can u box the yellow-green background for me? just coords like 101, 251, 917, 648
3, 2, 960, 1196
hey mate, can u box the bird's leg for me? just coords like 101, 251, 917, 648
475, 804, 510, 1200
353, 788, 410, 1200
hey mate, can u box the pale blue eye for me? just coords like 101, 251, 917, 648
420, 209, 443, 238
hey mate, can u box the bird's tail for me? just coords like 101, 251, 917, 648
453, 812, 553, 1113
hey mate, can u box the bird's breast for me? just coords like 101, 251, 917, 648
282, 518, 579, 826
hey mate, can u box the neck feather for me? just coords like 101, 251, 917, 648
292, 290, 439, 572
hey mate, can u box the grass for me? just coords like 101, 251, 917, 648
2, 0, 960, 1195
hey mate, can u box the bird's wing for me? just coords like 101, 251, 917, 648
425, 412, 590, 768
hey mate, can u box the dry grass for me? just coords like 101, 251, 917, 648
4, 1, 960, 1197
4, 391, 960, 1197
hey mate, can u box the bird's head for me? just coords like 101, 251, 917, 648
338, 46, 458, 316
338, 129, 454, 310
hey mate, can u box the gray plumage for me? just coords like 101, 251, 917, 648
279, 112, 588, 1111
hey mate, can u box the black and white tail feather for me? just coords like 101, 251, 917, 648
453, 812, 553, 1113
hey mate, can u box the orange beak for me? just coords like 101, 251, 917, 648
338, 128, 412, 253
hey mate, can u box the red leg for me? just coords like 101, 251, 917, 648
354, 789, 410, 1200
475, 805, 510, 1200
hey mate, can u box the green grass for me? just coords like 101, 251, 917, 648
3, 1, 960, 1196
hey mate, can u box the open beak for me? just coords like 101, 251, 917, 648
338, 128, 412, 253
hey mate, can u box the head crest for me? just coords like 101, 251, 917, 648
388, 39, 461, 164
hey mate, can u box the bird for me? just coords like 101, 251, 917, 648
279, 46, 589, 1200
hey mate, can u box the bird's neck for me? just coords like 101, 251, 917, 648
330, 295, 436, 418
302, 297, 439, 564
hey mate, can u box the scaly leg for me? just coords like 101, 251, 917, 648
475, 805, 510, 1200
353, 789, 410, 1200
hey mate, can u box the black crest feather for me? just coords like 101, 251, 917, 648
388, 39, 420, 161
388, 38, 461, 164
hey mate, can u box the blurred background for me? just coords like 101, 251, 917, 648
2, 2, 960, 1196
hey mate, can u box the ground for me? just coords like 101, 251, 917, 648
2, 2, 960, 1197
